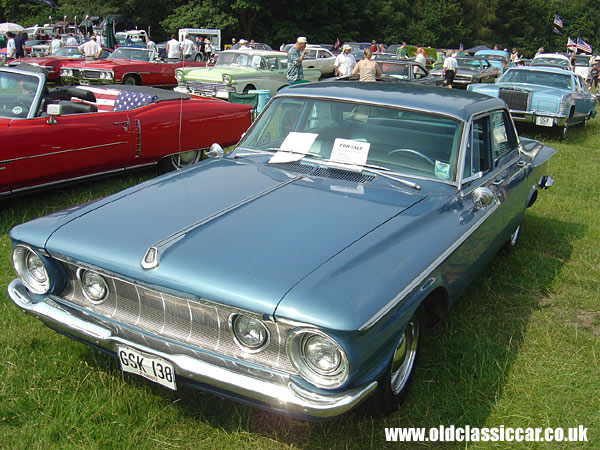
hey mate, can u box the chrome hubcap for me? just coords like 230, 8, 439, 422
390, 317, 419, 395
171, 150, 200, 168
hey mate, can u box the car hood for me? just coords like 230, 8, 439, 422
180, 66, 259, 81
34, 158, 427, 316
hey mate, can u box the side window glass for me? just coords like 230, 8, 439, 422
465, 116, 491, 178
306, 50, 317, 59
491, 111, 517, 165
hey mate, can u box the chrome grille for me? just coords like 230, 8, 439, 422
185, 81, 234, 95
82, 70, 101, 79
499, 88, 529, 111
59, 262, 296, 373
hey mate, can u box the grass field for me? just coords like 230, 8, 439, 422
1, 117, 599, 449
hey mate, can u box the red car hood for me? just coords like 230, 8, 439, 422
19, 56, 84, 64
61, 59, 140, 69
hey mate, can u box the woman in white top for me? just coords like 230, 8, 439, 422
352, 48, 381, 81
50, 34, 63, 55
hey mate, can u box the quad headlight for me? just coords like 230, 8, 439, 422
78, 269, 109, 303
175, 70, 183, 81
99, 71, 113, 80
61, 68, 73, 77
12, 245, 51, 294
229, 314, 270, 352
287, 329, 349, 388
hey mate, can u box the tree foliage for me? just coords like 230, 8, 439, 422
2, 0, 599, 57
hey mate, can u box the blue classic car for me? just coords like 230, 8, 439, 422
468, 66, 596, 137
8, 83, 555, 419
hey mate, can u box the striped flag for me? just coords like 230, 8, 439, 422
567, 36, 577, 50
577, 38, 592, 54
71, 87, 157, 112
554, 14, 563, 28
71, 86, 120, 112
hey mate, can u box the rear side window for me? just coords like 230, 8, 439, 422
491, 111, 517, 165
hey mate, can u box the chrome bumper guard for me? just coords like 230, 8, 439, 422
8, 279, 377, 418
509, 110, 567, 127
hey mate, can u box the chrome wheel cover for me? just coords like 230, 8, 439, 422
171, 150, 200, 168
390, 317, 419, 395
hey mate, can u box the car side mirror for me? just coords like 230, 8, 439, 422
270, 64, 276, 71
206, 143, 224, 158
472, 186, 495, 211
46, 103, 62, 124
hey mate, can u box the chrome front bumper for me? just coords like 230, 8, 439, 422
8, 279, 377, 418
509, 110, 567, 127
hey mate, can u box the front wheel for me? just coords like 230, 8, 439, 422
123, 75, 140, 86
366, 307, 423, 415
158, 149, 202, 173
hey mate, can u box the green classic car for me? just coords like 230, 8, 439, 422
174, 50, 321, 99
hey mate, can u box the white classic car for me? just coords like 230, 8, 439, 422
302, 47, 336, 77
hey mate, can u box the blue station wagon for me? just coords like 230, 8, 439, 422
8, 82, 554, 419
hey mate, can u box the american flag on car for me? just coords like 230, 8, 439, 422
71, 87, 157, 112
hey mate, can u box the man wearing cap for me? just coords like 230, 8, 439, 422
239, 39, 250, 50
334, 44, 356, 77
287, 36, 307, 83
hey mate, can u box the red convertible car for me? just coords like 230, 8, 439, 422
59, 47, 205, 86
0, 65, 252, 196
7, 46, 113, 83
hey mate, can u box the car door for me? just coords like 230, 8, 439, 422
0, 123, 14, 194
9, 109, 134, 191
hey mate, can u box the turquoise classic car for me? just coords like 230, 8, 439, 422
469, 66, 596, 138
8, 83, 555, 419
174, 50, 321, 98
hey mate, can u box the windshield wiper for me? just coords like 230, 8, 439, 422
318, 159, 421, 190
264, 147, 323, 158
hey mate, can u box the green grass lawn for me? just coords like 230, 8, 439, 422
1, 117, 599, 449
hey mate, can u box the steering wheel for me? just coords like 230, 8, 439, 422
389, 148, 435, 166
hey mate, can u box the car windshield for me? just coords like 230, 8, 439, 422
532, 57, 569, 68
378, 62, 410, 79
239, 97, 462, 181
215, 52, 266, 69
108, 48, 154, 62
0, 71, 41, 119
500, 69, 572, 89
53, 47, 83, 57
457, 59, 483, 69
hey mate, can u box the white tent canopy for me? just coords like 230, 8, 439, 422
0, 23, 25, 33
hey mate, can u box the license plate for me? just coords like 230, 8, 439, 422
80, 79, 90, 86
117, 345, 176, 390
535, 116, 553, 127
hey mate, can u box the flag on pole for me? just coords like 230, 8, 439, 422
553, 14, 563, 28
334, 38, 340, 49
576, 38, 592, 54
567, 36, 577, 50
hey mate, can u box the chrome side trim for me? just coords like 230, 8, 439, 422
135, 119, 142, 157
359, 200, 500, 331
141, 176, 302, 270
5, 142, 130, 164
8, 279, 377, 418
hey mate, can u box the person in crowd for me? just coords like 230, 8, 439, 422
589, 63, 599, 91
493, 44, 499, 50
500, 58, 508, 74
146, 35, 156, 53
181, 34, 195, 61
14, 31, 26, 59
66, 33, 78, 46
166, 34, 180, 61
569, 52, 576, 71
78, 35, 102, 59
442, 50, 457, 88
287, 36, 307, 84
535, 47, 544, 57
414, 46, 426, 68
510, 48, 520, 63
334, 44, 356, 77
378, 43, 386, 53
370, 40, 378, 53
50, 33, 63, 55
239, 39, 250, 50
396, 41, 408, 59
351, 48, 381, 81
204, 39, 213, 60
5, 32, 16, 59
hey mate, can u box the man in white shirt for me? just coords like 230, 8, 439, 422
181, 34, 195, 61
5, 32, 16, 59
239, 39, 250, 50
78, 35, 102, 59
166, 34, 180, 61
442, 50, 458, 88
334, 45, 356, 77
66, 34, 78, 46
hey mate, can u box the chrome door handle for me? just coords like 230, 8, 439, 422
492, 179, 504, 186
113, 121, 129, 131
